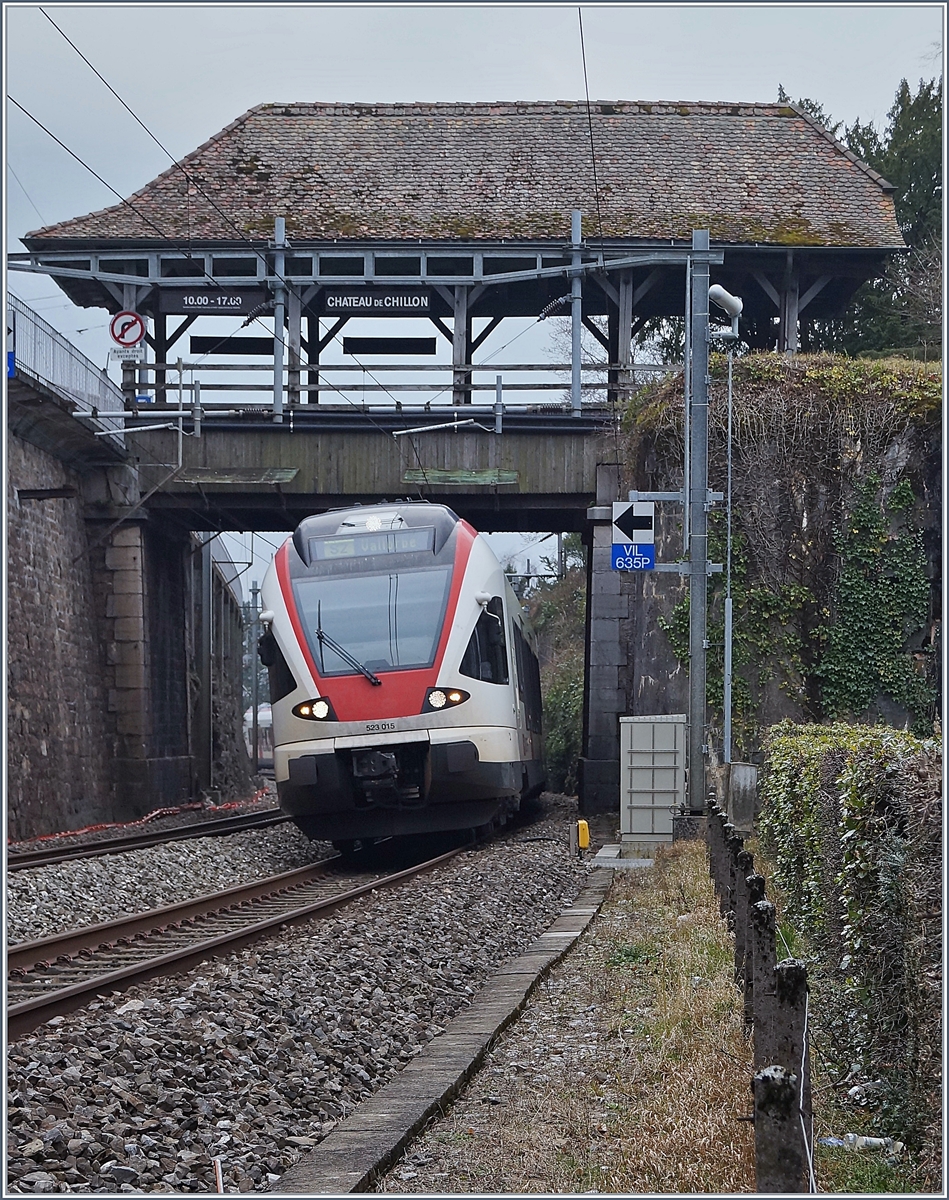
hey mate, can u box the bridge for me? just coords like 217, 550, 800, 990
7, 99, 903, 836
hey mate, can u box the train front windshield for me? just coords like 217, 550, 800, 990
293, 568, 453, 675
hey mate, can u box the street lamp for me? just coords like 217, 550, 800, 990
687, 233, 743, 813
707, 284, 742, 766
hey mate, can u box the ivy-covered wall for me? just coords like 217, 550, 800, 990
623, 354, 940, 752
758, 722, 941, 1171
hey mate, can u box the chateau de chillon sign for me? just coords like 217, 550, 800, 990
320, 289, 432, 314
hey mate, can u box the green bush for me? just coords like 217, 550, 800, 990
542, 650, 584, 794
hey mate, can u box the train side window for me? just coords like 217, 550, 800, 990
513, 623, 543, 733
258, 630, 297, 702
459, 597, 509, 685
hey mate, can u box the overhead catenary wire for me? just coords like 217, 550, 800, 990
8, 96, 289, 372
38, 8, 297, 295
17, 32, 586, 425
8, 96, 293, 371
23, 19, 585, 406
578, 7, 623, 468
22, 16, 579, 484
577, 7, 605, 247
8, 162, 48, 225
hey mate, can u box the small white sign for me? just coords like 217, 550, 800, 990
110, 347, 144, 361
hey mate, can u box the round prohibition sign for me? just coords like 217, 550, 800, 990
110, 310, 145, 347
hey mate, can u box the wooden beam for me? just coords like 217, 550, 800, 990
429, 315, 454, 343
798, 274, 831, 313
582, 315, 610, 351
633, 268, 663, 307
753, 272, 781, 309
470, 315, 503, 352
452, 287, 470, 405
317, 316, 349, 352
593, 273, 620, 306
166, 315, 197, 350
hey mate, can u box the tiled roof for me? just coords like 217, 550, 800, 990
26, 101, 903, 248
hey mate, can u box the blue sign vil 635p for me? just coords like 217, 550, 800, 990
611, 543, 655, 571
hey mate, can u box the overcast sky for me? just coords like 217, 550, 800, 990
4, 1, 944, 573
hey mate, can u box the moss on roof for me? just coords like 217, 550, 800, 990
26, 101, 903, 249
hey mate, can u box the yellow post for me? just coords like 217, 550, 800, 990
577, 819, 590, 851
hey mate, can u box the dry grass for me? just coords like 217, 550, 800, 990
375, 842, 755, 1194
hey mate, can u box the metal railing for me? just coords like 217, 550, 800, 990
124, 358, 676, 413
8, 294, 124, 433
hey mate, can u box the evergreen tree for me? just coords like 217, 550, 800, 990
783, 78, 943, 358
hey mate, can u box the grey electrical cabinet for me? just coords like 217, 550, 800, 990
619, 715, 687, 855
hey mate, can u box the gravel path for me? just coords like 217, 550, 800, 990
373, 844, 756, 1195
6, 797, 588, 1194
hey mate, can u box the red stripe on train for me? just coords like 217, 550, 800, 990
275, 522, 477, 721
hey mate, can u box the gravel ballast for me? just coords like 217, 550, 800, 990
6, 797, 588, 1194
6, 824, 329, 945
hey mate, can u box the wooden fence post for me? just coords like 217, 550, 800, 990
744, 874, 766, 1031
721, 822, 738, 919
706, 801, 725, 904
732, 848, 754, 986
753, 1065, 806, 1192
751, 899, 777, 1069
773, 958, 812, 1179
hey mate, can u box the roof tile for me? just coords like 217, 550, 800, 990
26, 101, 903, 248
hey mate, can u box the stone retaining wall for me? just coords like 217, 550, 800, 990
7, 435, 113, 839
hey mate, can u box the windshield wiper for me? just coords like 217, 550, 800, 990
316, 603, 382, 686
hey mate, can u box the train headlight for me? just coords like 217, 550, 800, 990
293, 697, 336, 721
422, 688, 469, 714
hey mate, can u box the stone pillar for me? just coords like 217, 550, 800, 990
579, 462, 628, 815
99, 520, 154, 817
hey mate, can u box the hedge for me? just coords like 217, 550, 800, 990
758, 721, 941, 1169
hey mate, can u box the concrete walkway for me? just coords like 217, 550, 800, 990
277, 869, 614, 1194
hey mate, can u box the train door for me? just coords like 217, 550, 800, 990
505, 595, 530, 766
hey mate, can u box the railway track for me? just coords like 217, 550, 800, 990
8, 844, 465, 1040
6, 807, 291, 871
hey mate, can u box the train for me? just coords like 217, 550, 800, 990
258, 501, 545, 851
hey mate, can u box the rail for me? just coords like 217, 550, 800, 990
7, 294, 125, 436
7, 844, 465, 1039
6, 807, 290, 871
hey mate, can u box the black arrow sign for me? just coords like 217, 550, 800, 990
614, 507, 653, 541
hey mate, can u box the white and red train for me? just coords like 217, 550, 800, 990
258, 502, 544, 850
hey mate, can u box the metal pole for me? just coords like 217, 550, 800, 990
197, 533, 213, 794
192, 378, 201, 438
250, 580, 260, 773
495, 375, 503, 434
571, 209, 582, 414
688, 230, 710, 814
683, 256, 692, 555
272, 216, 286, 423
723, 350, 734, 763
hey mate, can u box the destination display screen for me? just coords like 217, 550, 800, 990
309, 527, 435, 560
